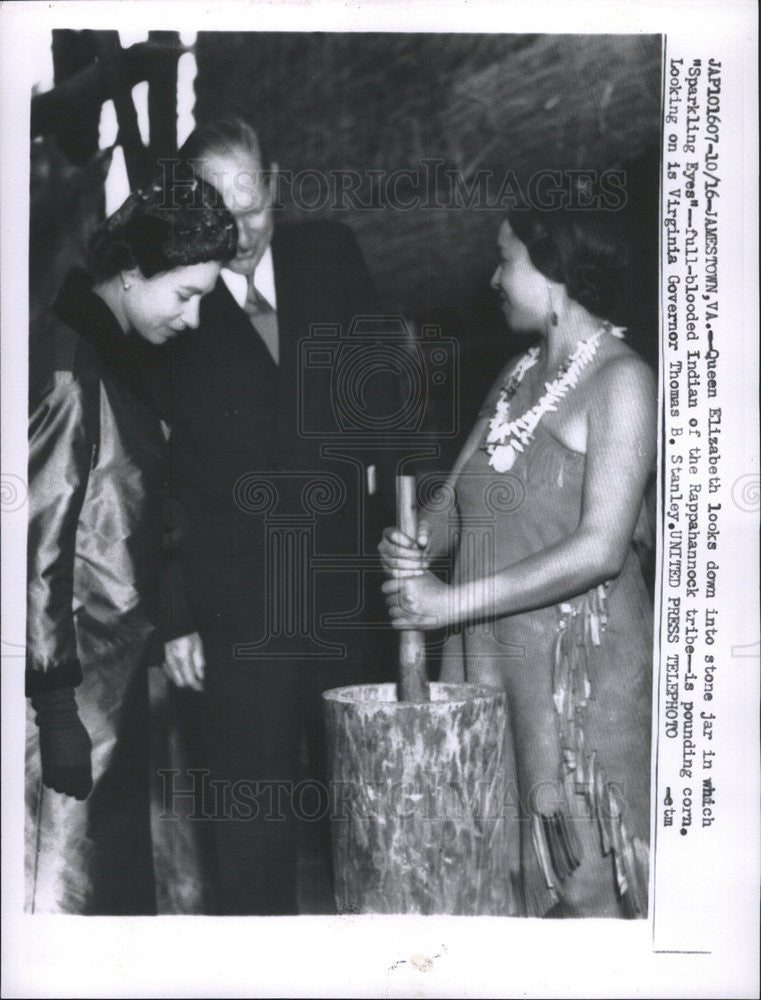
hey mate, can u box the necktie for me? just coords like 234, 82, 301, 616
244, 281, 279, 365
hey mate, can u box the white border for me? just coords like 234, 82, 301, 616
2, 2, 758, 998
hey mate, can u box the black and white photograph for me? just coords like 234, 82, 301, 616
1, 1, 758, 997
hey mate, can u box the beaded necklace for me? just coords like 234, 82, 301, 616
483, 321, 624, 472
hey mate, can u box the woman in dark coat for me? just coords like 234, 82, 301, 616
25, 174, 236, 914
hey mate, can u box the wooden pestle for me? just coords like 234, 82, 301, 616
396, 475, 430, 703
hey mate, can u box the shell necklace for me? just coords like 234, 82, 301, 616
483, 320, 624, 472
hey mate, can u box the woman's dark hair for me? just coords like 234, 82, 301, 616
506, 203, 631, 322
88, 173, 237, 281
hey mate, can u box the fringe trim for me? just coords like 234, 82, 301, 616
526, 585, 649, 917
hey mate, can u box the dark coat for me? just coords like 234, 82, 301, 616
144, 220, 405, 913
26, 270, 166, 692
150, 221, 400, 659
25, 270, 161, 913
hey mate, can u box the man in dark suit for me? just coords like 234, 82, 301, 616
150, 119, 399, 914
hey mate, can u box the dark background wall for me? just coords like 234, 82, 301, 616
193, 32, 662, 460
31, 32, 662, 465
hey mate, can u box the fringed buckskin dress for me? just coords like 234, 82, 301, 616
439, 385, 653, 918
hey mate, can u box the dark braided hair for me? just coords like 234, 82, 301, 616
88, 172, 237, 281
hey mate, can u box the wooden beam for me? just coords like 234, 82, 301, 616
147, 31, 180, 166
31, 40, 178, 140
90, 31, 151, 188
50, 29, 99, 165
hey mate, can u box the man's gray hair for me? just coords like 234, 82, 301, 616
178, 116, 270, 168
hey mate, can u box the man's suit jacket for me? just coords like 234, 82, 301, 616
150, 221, 399, 657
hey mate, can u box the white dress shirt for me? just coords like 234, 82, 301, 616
221, 246, 277, 311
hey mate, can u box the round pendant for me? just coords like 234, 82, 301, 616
490, 444, 516, 472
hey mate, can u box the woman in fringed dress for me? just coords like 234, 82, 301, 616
380, 206, 655, 918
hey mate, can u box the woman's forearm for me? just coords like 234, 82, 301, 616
385, 352, 657, 632
450, 527, 622, 623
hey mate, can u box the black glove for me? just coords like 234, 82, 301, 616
31, 687, 93, 800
